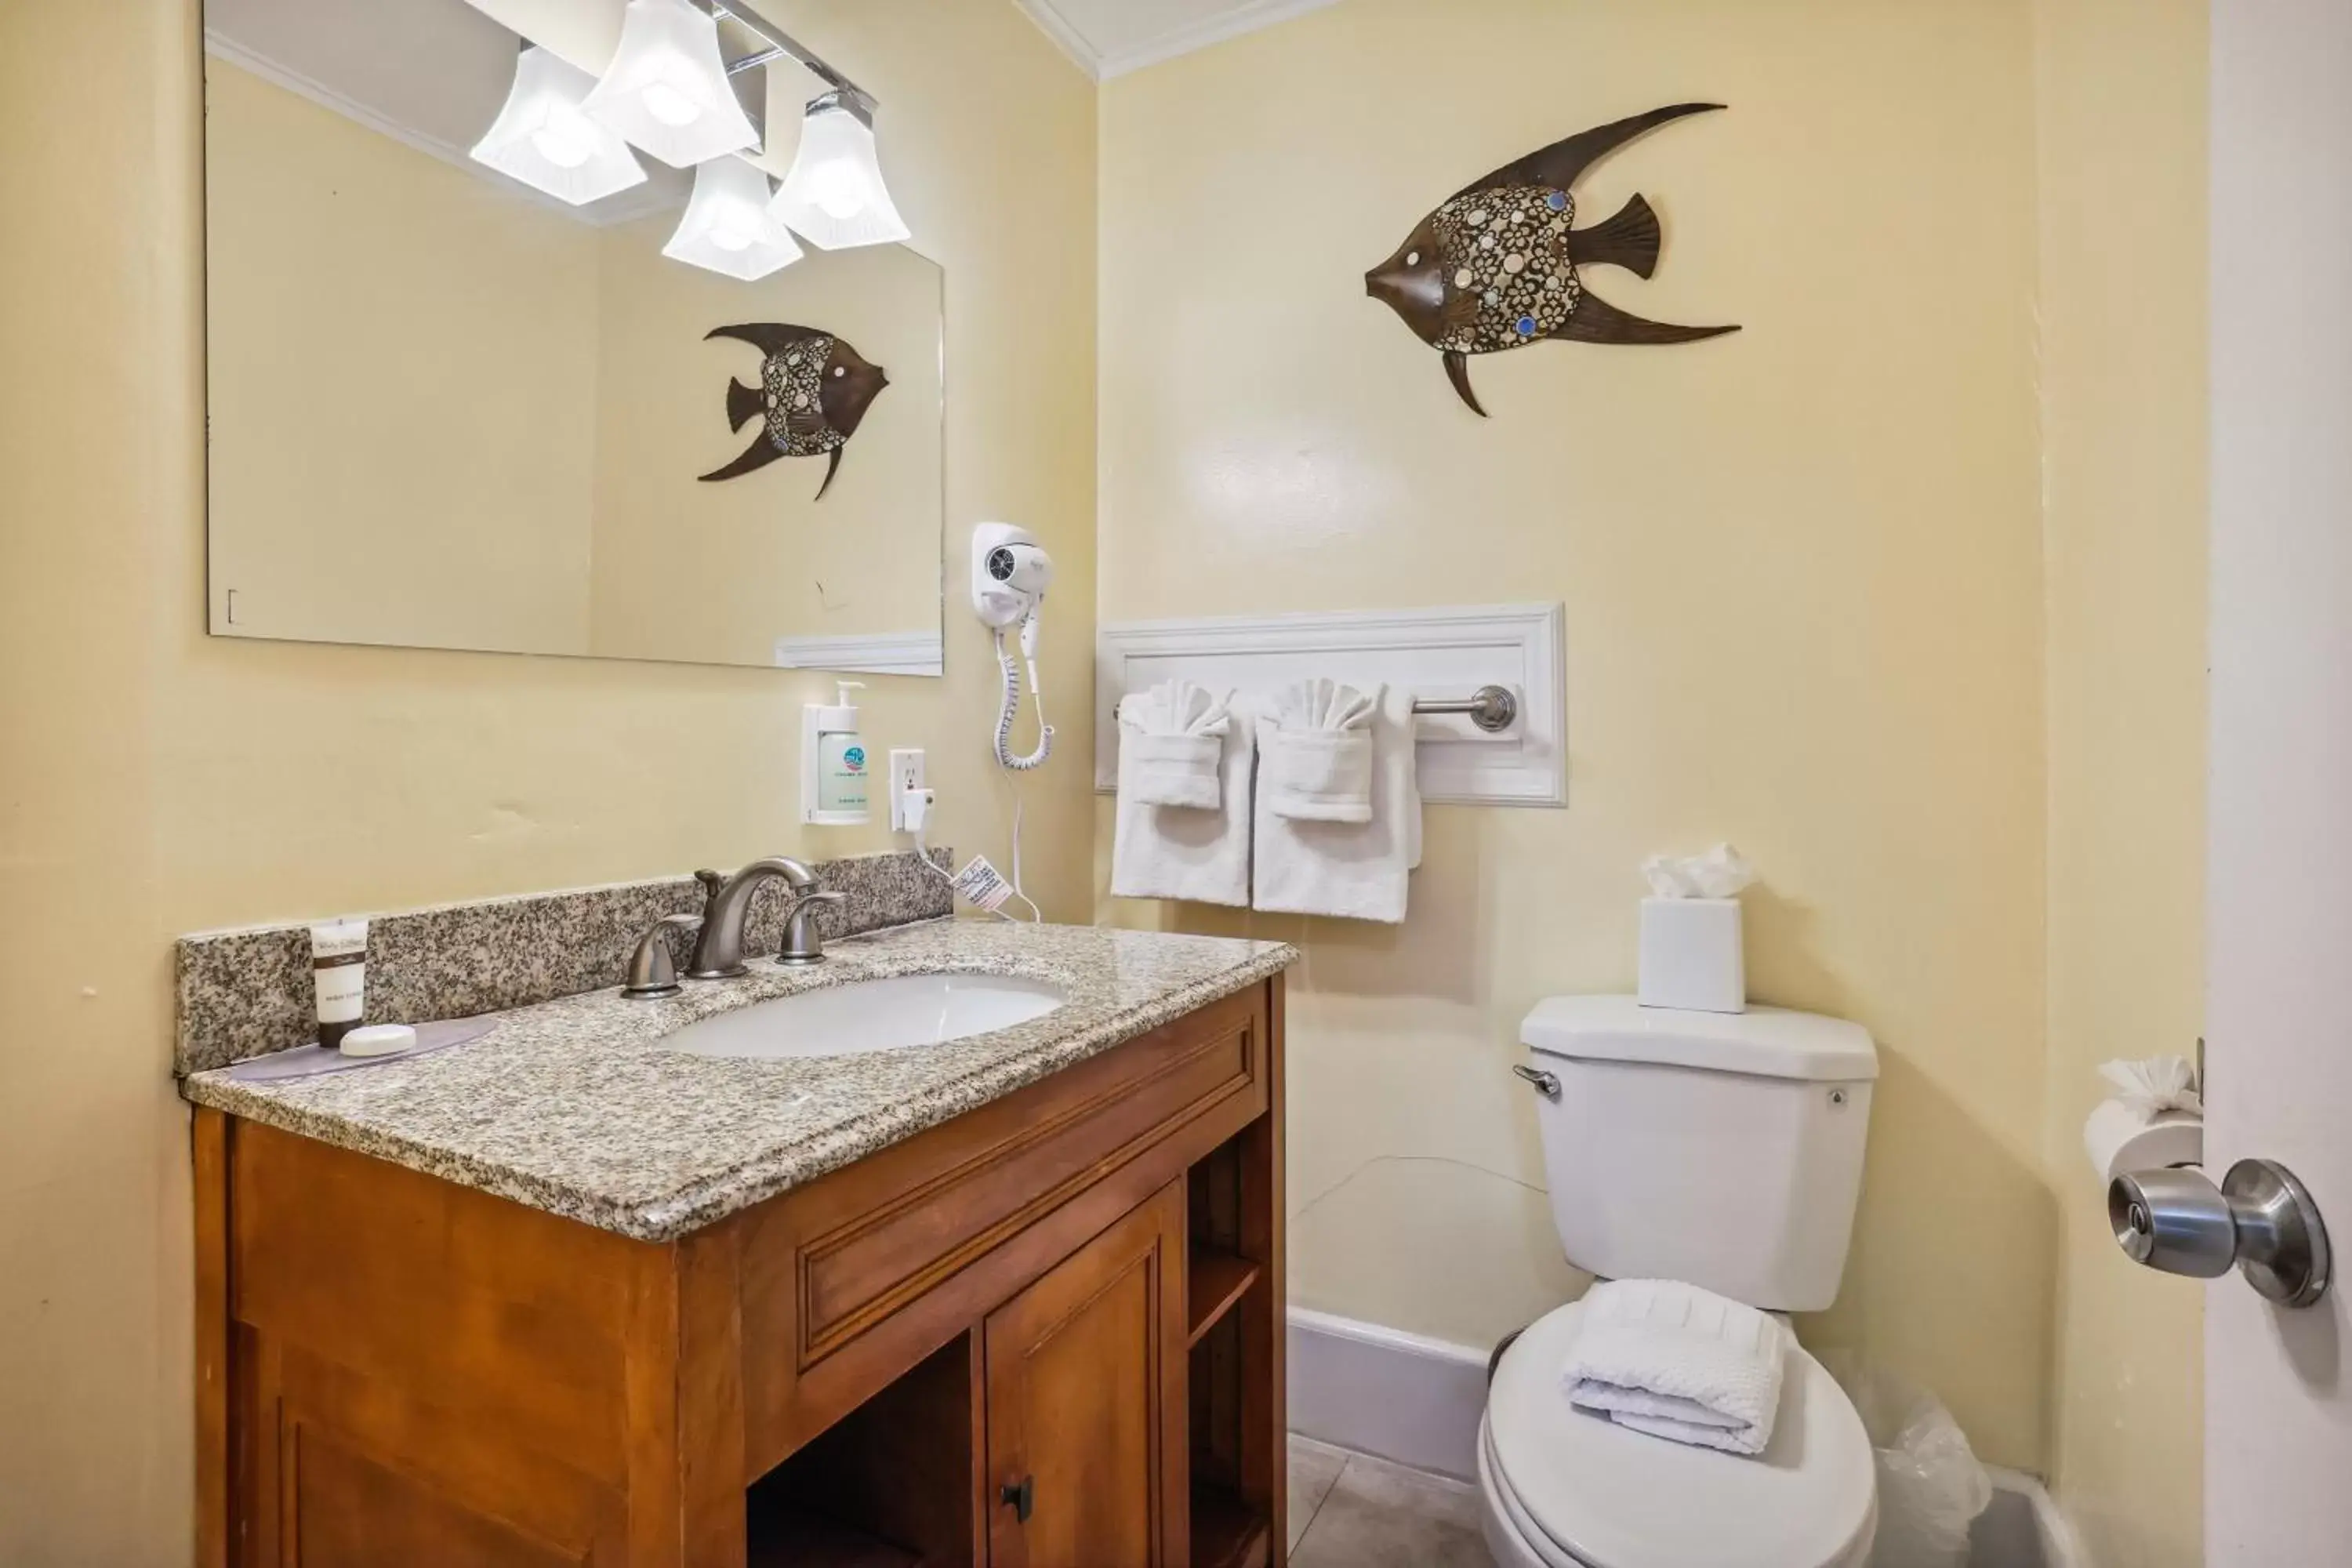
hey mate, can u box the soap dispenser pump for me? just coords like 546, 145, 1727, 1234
802, 681, 870, 826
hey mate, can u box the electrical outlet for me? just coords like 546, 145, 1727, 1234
888, 748, 927, 832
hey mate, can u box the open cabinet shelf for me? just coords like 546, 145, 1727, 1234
1185, 1119, 1279, 1568
745, 1502, 922, 1568
1191, 1482, 1273, 1568
1188, 1244, 1261, 1348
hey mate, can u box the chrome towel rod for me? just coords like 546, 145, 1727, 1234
1413, 685, 1519, 733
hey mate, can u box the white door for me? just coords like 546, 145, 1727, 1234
2206, 2, 2352, 1560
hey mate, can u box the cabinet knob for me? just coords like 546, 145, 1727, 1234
1000, 1475, 1035, 1523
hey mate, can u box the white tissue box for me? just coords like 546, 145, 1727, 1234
1638, 898, 1745, 1013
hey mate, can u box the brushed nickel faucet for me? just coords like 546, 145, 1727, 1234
686, 858, 846, 978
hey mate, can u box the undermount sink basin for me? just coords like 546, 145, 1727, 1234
661, 973, 1067, 1062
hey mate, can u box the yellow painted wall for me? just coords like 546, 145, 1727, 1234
2035, 0, 2209, 1559
1096, 0, 2059, 1470
0, 0, 1094, 1559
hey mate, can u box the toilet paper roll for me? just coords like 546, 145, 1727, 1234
2083, 1098, 2203, 1184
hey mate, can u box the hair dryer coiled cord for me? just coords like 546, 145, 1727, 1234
993, 618, 1053, 771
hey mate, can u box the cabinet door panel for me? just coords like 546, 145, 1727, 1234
985, 1181, 1187, 1568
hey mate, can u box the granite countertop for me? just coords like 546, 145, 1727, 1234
180, 920, 1297, 1242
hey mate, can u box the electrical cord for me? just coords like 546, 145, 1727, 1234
983, 613, 1051, 922
913, 818, 1038, 924
993, 615, 1053, 771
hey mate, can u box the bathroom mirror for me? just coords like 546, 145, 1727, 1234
201, 0, 945, 675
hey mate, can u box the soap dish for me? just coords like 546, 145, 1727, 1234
222, 1018, 496, 1083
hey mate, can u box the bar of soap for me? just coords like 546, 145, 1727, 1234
339, 1023, 417, 1058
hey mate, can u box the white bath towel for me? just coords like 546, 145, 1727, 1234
1111, 682, 1254, 907
1250, 682, 1421, 923
1559, 1279, 1790, 1456
1122, 680, 1232, 809
1261, 678, 1377, 822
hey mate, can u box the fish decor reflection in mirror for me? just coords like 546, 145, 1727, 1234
698, 322, 891, 499
1364, 103, 1741, 416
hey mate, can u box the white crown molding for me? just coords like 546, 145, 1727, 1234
1011, 0, 1343, 83
201, 29, 676, 230
1098, 0, 1343, 78
1010, 0, 1103, 82
1096, 601, 1567, 807
772, 629, 946, 677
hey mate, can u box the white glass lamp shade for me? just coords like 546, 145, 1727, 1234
769, 93, 911, 249
470, 47, 648, 205
582, 0, 761, 169
664, 156, 803, 281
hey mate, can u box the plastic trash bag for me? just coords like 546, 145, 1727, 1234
1819, 1353, 1993, 1568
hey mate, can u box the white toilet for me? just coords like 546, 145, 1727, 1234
1479, 996, 1883, 1568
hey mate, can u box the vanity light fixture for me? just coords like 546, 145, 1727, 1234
663, 155, 804, 281
581, 0, 762, 169
485, 0, 910, 278
470, 46, 648, 206
768, 89, 910, 250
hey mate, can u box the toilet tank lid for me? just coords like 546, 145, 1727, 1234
1522, 995, 1878, 1082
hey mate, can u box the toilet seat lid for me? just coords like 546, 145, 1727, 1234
1487, 1300, 1877, 1568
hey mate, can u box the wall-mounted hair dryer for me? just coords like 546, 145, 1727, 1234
972, 523, 1054, 771
973, 523, 1054, 631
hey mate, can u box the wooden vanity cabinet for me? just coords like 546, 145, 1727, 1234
982, 1181, 1187, 1568
195, 975, 1286, 1568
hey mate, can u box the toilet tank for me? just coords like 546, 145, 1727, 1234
1521, 996, 1878, 1312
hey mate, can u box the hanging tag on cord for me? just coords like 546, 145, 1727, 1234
952, 855, 1014, 913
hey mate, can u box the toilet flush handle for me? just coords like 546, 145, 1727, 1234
1512, 1064, 1560, 1099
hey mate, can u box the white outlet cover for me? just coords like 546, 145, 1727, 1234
888, 747, 927, 833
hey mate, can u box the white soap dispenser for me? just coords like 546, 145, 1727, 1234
802, 681, 870, 826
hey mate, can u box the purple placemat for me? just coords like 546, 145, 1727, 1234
223, 1018, 497, 1082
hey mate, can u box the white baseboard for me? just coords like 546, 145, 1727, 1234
1288, 1306, 2090, 1568
1979, 1468, 2089, 1568
1287, 1307, 1489, 1481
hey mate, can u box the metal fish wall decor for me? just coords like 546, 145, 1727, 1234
699, 323, 890, 499
1365, 103, 1740, 416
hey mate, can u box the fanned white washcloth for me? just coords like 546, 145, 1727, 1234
1120, 680, 1232, 810
1111, 683, 1253, 908
1560, 1280, 1790, 1456
1262, 678, 1378, 821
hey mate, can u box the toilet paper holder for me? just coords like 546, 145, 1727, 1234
2109, 1158, 2331, 1308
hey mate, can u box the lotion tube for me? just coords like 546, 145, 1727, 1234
310, 919, 368, 1051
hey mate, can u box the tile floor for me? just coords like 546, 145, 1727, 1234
1287, 1434, 1495, 1567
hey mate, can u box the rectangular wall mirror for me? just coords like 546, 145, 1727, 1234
201, 0, 946, 675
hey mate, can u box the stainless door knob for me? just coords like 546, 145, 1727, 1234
2110, 1158, 2331, 1308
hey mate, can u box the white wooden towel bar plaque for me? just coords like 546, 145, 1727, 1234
1094, 603, 1566, 808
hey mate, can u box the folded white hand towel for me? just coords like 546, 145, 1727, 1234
1121, 681, 1232, 810
1251, 683, 1421, 923
1263, 679, 1377, 822
1111, 683, 1253, 907
1559, 1279, 1789, 1457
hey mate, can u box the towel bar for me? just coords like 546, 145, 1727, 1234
1412, 685, 1519, 733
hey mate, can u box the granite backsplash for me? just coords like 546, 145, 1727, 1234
175, 848, 953, 1075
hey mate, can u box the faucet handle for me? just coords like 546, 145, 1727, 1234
778, 889, 848, 967
622, 913, 699, 1000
